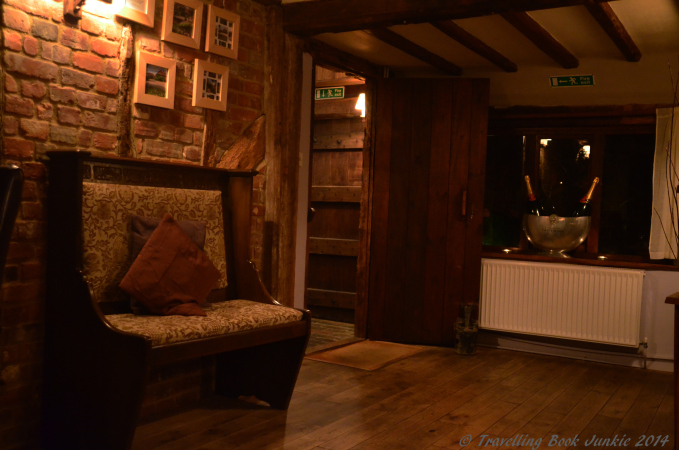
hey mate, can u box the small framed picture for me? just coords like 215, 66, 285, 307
192, 59, 228, 111
205, 6, 240, 59
161, 0, 204, 49
115, 0, 156, 27
133, 51, 177, 109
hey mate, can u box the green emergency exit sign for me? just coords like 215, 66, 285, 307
550, 75, 594, 87
315, 86, 345, 100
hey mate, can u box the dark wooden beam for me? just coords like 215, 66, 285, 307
305, 39, 383, 80
501, 11, 579, 68
431, 21, 517, 72
585, 2, 641, 62
283, 0, 616, 35
252, 0, 281, 6
364, 28, 462, 76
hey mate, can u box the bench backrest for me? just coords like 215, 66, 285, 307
82, 182, 228, 304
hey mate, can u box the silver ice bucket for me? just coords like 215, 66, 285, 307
523, 214, 591, 257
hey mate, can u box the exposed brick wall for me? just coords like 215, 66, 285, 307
0, 0, 268, 447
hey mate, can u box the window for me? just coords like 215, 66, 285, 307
483, 128, 656, 259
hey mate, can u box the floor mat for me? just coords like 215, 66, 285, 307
305, 340, 424, 370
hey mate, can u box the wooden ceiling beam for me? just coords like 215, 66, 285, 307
585, 2, 641, 62
431, 21, 518, 72
364, 28, 463, 76
283, 0, 616, 36
501, 12, 579, 68
251, 0, 281, 5
305, 39, 384, 80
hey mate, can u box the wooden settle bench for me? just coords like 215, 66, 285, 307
41, 151, 311, 450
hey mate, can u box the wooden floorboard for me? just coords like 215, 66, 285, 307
131, 347, 674, 449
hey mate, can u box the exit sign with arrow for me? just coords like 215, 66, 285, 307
550, 75, 594, 87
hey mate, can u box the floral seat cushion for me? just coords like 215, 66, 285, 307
105, 300, 304, 346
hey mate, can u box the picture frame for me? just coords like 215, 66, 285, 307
133, 51, 177, 109
161, 0, 204, 49
205, 5, 240, 59
115, 0, 156, 28
192, 59, 229, 111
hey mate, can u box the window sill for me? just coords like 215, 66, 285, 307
481, 250, 678, 272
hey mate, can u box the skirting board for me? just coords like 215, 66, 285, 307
478, 330, 673, 373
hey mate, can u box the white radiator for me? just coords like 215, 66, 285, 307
479, 258, 645, 347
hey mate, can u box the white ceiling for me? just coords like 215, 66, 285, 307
286, 0, 679, 106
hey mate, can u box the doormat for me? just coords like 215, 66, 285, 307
305, 340, 425, 371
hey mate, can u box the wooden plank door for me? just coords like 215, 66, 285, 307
305, 78, 365, 323
367, 78, 489, 345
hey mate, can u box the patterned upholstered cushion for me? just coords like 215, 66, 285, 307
82, 182, 228, 304
105, 300, 304, 346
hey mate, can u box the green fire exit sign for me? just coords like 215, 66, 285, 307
550, 75, 594, 87
315, 86, 345, 100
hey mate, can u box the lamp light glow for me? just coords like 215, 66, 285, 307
355, 93, 366, 118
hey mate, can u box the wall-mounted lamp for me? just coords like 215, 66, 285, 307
64, 0, 87, 19
355, 93, 366, 118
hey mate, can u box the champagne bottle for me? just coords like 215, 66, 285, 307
571, 177, 599, 217
524, 175, 548, 216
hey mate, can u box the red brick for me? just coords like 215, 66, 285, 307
139, 37, 160, 52
184, 114, 204, 129
158, 124, 174, 140
49, 85, 77, 104
83, 111, 116, 131
95, 76, 118, 95
78, 129, 92, 147
3, 29, 22, 52
7, 242, 34, 261
144, 140, 183, 158
193, 131, 203, 146
2, 283, 40, 303
41, 42, 72, 65
135, 121, 159, 138
50, 125, 78, 145
31, 20, 58, 41
22, 162, 45, 180
21, 261, 44, 280
76, 91, 106, 110
162, 42, 174, 58
177, 97, 201, 114
175, 47, 202, 63
4, 96, 34, 117
3, 138, 35, 159
228, 77, 243, 91
22, 37, 39, 56
61, 29, 88, 50
73, 53, 104, 74
106, 99, 118, 114
184, 146, 201, 161
4, 54, 58, 81
105, 22, 123, 41
57, 106, 81, 126
105, 60, 120, 77
176, 81, 193, 97
21, 202, 43, 221
2, 6, 30, 32
81, 13, 105, 35
175, 128, 193, 143
228, 107, 258, 123
4, 0, 51, 19
37, 103, 53, 120
61, 68, 95, 89
238, 47, 248, 63
19, 120, 49, 140
239, 34, 262, 53
5, 75, 18, 93
81, 1, 114, 20
21, 81, 46, 99
93, 132, 117, 150
237, 94, 249, 107
91, 39, 119, 58
249, 96, 262, 110
4, 117, 19, 135
20, 181, 37, 201
243, 80, 263, 96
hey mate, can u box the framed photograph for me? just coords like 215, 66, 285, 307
115, 0, 155, 28
192, 59, 228, 111
133, 51, 177, 109
161, 0, 204, 49
205, 6, 240, 59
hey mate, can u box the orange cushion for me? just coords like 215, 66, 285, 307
119, 213, 221, 316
